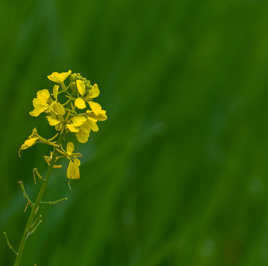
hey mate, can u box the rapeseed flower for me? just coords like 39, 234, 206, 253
88, 101, 107, 121
67, 159, 80, 179
19, 128, 39, 153
29, 89, 51, 117
24, 70, 107, 179
12, 69, 107, 266
47, 70, 72, 84
66, 142, 80, 179
74, 80, 100, 110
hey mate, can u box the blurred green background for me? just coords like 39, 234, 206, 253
1, 0, 268, 265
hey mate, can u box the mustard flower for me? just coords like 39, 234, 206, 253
47, 70, 72, 84
66, 142, 80, 179
46, 101, 66, 130
74, 80, 100, 110
66, 115, 99, 143
11, 70, 107, 266
88, 101, 107, 121
25, 70, 107, 176
29, 89, 51, 117
19, 128, 40, 156
67, 159, 80, 179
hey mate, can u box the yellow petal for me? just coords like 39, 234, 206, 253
76, 80, 86, 96
37, 89, 50, 102
97, 111, 107, 121
66, 124, 79, 133
53, 85, 59, 100
72, 116, 87, 127
76, 127, 90, 143
74, 158, 80, 166
20, 137, 39, 151
88, 101, 107, 120
67, 159, 80, 179
87, 109, 107, 121
88, 101, 102, 113
75, 98, 86, 109
29, 89, 50, 117
29, 106, 47, 117
47, 70, 72, 84
19, 128, 39, 156
67, 142, 75, 155
86, 118, 99, 132
32, 98, 48, 110
50, 101, 65, 115
47, 115, 61, 126
87, 83, 100, 99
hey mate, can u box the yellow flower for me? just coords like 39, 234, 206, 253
29, 89, 50, 117
76, 117, 99, 143
66, 142, 75, 155
76, 80, 86, 96
65, 142, 80, 179
88, 101, 107, 121
74, 97, 87, 109
46, 102, 65, 130
47, 70, 72, 84
46, 114, 63, 127
86, 83, 100, 99
21, 70, 108, 182
49, 101, 65, 116
67, 115, 99, 143
66, 115, 87, 133
74, 80, 100, 110
67, 159, 80, 179
19, 128, 39, 156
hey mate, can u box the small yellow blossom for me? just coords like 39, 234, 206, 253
67, 115, 99, 143
65, 142, 80, 179
75, 122, 91, 143
74, 80, 87, 109
74, 97, 87, 109
76, 80, 86, 96
19, 128, 39, 156
22, 70, 107, 182
88, 101, 107, 121
46, 114, 62, 126
20, 137, 38, 150
66, 115, 87, 133
66, 142, 74, 155
74, 81, 100, 110
45, 102, 65, 129
67, 159, 80, 179
76, 118, 99, 143
86, 83, 100, 99
29, 89, 50, 117
47, 113, 65, 131
49, 101, 65, 116
47, 70, 72, 84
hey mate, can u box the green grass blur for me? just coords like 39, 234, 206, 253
1, 0, 268, 265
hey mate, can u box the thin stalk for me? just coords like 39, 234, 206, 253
13, 167, 53, 266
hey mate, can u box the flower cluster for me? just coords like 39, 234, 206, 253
19, 70, 107, 179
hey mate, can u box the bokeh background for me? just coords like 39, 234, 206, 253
1, 0, 268, 265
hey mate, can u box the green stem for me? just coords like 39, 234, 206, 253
13, 167, 53, 266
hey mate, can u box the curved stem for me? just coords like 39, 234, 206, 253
13, 167, 53, 266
